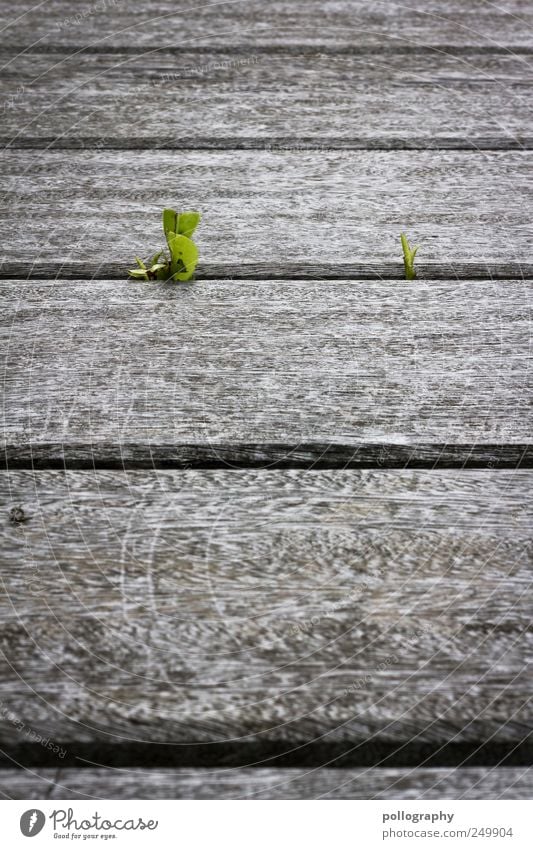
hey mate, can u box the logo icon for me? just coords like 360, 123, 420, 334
20, 809, 45, 837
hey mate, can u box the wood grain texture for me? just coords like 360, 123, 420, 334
0, 766, 531, 800
1, 0, 531, 800
1, 151, 531, 273
2, 52, 532, 147
0, 1, 531, 50
0, 280, 531, 461
0, 469, 531, 754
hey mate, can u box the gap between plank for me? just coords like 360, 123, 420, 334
2, 138, 531, 152
1, 740, 532, 770
2, 263, 533, 281
3, 444, 531, 471
1, 45, 532, 56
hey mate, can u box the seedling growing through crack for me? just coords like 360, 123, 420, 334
128, 209, 201, 282
128, 252, 168, 281
400, 232, 419, 280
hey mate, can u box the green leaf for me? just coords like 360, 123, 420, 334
128, 268, 148, 280
127, 208, 201, 283
176, 210, 201, 239
400, 232, 419, 280
162, 208, 178, 251
162, 208, 178, 236
168, 234, 199, 281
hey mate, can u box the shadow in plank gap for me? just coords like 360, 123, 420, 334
2, 263, 533, 281
2, 445, 532, 471
4, 139, 533, 151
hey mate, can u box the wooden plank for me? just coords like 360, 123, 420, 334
0, 767, 532, 800
2, 52, 532, 147
1, 1, 531, 50
0, 280, 531, 463
1, 151, 531, 277
0, 469, 531, 756
0, 768, 59, 800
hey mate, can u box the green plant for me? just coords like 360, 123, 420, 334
128, 209, 201, 281
400, 232, 419, 280
128, 252, 168, 281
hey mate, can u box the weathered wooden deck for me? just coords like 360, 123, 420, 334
0, 0, 532, 800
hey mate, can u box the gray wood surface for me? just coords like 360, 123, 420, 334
1, 0, 531, 801
1, 1, 531, 49
1, 151, 531, 275
2, 52, 532, 148
0, 767, 531, 800
1, 280, 531, 463
0, 469, 531, 748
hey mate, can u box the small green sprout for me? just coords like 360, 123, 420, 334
400, 232, 419, 280
128, 252, 168, 281
128, 209, 201, 282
